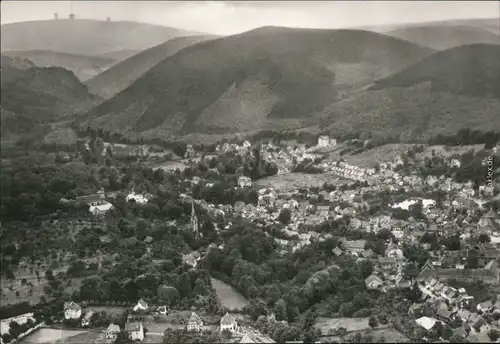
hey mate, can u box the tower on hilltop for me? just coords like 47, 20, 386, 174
69, 2, 75, 20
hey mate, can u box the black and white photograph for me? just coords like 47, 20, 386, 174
1, 1, 500, 343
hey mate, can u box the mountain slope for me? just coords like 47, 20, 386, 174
1, 56, 101, 139
80, 26, 433, 137
386, 25, 500, 50
1, 19, 201, 56
320, 44, 500, 140
86, 35, 217, 98
371, 44, 500, 98
97, 49, 142, 61
361, 18, 500, 34
2, 50, 117, 81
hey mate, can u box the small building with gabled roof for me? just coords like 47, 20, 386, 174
186, 312, 204, 332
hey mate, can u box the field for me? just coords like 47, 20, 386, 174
416, 144, 485, 159
151, 155, 218, 172
18, 328, 93, 344
366, 328, 410, 342
334, 143, 416, 168
255, 172, 346, 192
314, 317, 374, 334
210, 278, 249, 311
82, 306, 128, 317
1, 272, 84, 307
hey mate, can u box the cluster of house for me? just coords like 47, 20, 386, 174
60, 188, 152, 216
260, 142, 320, 175
412, 278, 500, 342
215, 141, 252, 155
319, 161, 376, 181
63, 298, 274, 343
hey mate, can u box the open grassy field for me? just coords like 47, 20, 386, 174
1, 274, 84, 306
416, 144, 485, 159
83, 306, 128, 317
210, 278, 249, 312
366, 328, 410, 342
255, 172, 346, 192
314, 317, 373, 334
333, 143, 416, 168
18, 328, 93, 344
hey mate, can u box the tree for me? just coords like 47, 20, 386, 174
179, 273, 191, 299
368, 315, 379, 329
278, 208, 292, 225
157, 285, 180, 306
478, 233, 491, 243
403, 263, 419, 283
2, 333, 12, 343
114, 331, 135, 344
274, 299, 287, 322
358, 260, 373, 279
488, 329, 500, 341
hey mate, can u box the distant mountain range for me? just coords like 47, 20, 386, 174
0, 19, 201, 56
2, 50, 117, 81
1, 55, 101, 141
385, 25, 500, 50
319, 44, 500, 140
2, 18, 499, 145
80, 26, 433, 138
97, 49, 142, 61
86, 35, 218, 98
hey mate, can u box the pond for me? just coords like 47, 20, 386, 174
210, 278, 249, 311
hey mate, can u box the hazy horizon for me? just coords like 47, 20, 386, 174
1, 1, 499, 35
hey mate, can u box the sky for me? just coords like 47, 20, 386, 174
1, 1, 499, 35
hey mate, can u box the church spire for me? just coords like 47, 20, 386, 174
191, 200, 198, 234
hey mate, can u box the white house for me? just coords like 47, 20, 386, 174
317, 135, 330, 147
125, 322, 144, 341
477, 301, 493, 313
186, 312, 204, 332
63, 302, 82, 320
89, 201, 113, 216
416, 316, 439, 331
105, 323, 121, 340
81, 311, 93, 327
157, 305, 168, 315
220, 312, 238, 333
450, 159, 461, 168
126, 191, 149, 204
365, 274, 383, 290
133, 299, 148, 312
238, 176, 252, 188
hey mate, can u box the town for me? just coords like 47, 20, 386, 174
1, 129, 499, 344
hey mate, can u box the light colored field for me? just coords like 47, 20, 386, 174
255, 172, 345, 192
19, 329, 88, 344
152, 160, 188, 171
43, 127, 78, 146
314, 317, 372, 334
54, 330, 108, 344
83, 306, 127, 317
417, 144, 485, 159
367, 328, 410, 342
210, 278, 249, 311
334, 143, 416, 168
